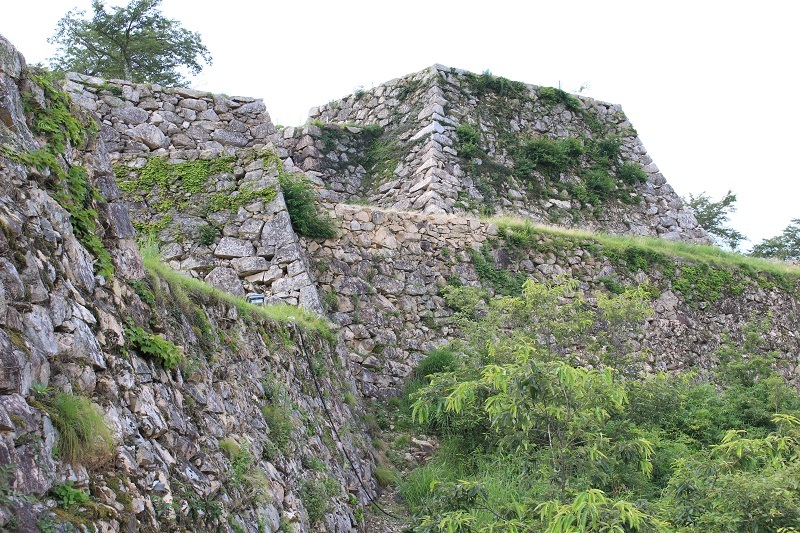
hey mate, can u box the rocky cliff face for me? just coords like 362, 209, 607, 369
1, 34, 372, 532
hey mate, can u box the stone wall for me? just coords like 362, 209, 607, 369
65, 72, 280, 158
65, 74, 323, 312
1, 35, 370, 532
303, 204, 800, 397
115, 150, 323, 312
305, 65, 710, 244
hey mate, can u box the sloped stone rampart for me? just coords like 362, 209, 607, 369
1, 35, 368, 532
304, 204, 800, 397
65, 75, 324, 312
305, 65, 710, 244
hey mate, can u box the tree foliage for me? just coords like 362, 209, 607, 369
683, 190, 746, 250
402, 275, 800, 532
750, 218, 800, 261
49, 0, 211, 86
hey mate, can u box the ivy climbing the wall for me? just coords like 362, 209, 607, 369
1, 68, 114, 278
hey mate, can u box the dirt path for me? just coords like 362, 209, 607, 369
362, 487, 412, 532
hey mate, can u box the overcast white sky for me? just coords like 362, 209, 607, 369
2, 0, 797, 249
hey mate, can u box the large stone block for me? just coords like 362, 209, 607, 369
127, 123, 169, 149
213, 237, 255, 258
204, 266, 245, 297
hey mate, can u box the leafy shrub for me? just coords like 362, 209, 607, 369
131, 279, 156, 307
455, 124, 481, 160
751, 218, 800, 260
510, 134, 646, 205
52, 481, 90, 508
416, 347, 457, 378
299, 479, 328, 525
278, 174, 337, 239
261, 404, 294, 452
440, 285, 488, 320
36, 390, 113, 465
537, 86, 583, 113
470, 247, 526, 295
616, 161, 648, 185
302, 455, 327, 472
124, 319, 184, 369
515, 136, 585, 179
464, 70, 527, 98
196, 224, 217, 246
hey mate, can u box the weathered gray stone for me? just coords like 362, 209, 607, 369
23, 305, 58, 358
128, 123, 169, 149
159, 242, 184, 261
214, 237, 254, 258
56, 319, 106, 369
179, 98, 208, 112
112, 106, 149, 124
212, 129, 249, 147
231, 256, 269, 275
234, 100, 266, 115
0, 35, 24, 78
204, 266, 245, 297
100, 201, 136, 238
0, 258, 25, 301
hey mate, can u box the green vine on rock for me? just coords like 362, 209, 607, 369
4, 69, 113, 279
124, 318, 184, 370
119, 155, 235, 193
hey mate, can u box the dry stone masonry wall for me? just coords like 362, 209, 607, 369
306, 65, 709, 244
65, 72, 279, 157
303, 206, 799, 396
1, 35, 371, 532
4, 28, 800, 531
65, 74, 323, 312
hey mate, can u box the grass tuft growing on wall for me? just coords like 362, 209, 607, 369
278, 173, 337, 239
34, 388, 114, 466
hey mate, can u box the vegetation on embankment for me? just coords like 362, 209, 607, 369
392, 277, 800, 532
480, 218, 800, 303
138, 241, 333, 339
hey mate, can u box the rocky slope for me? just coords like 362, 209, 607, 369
1, 34, 373, 532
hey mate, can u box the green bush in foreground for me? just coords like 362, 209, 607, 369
402, 275, 800, 532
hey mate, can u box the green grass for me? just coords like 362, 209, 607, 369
373, 466, 400, 488
402, 441, 469, 513
34, 389, 114, 466
278, 173, 337, 239
494, 217, 800, 282
139, 242, 334, 339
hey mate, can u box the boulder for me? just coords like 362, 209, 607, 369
127, 123, 169, 149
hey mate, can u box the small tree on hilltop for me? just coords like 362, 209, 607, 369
750, 218, 800, 261
49, 0, 212, 86
683, 190, 746, 250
